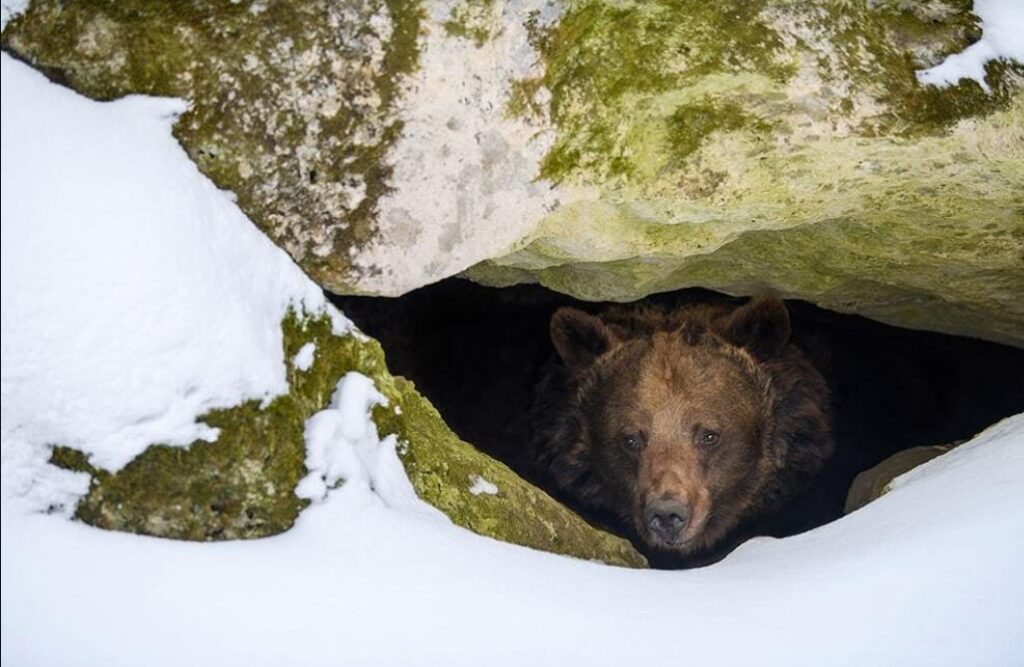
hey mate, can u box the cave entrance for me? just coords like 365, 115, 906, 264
330, 279, 1024, 561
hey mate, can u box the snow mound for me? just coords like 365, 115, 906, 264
0, 53, 336, 508
2, 414, 1021, 665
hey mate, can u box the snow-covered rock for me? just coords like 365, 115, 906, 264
0, 53, 643, 565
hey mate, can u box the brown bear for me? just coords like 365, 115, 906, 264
529, 296, 834, 566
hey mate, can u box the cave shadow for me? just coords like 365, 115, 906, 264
330, 279, 1024, 566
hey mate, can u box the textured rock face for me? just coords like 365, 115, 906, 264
51, 311, 645, 567
4, 0, 1023, 345
468, 0, 1024, 347
3, 0, 424, 290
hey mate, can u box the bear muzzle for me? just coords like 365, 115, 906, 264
643, 495, 692, 547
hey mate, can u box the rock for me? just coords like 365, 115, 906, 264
50, 311, 646, 568
844, 443, 957, 513
2, 0, 424, 292
466, 0, 1024, 348
4, 0, 1023, 346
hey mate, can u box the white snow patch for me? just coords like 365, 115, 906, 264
296, 372, 439, 519
468, 474, 499, 496
352, 0, 568, 294
0, 53, 344, 507
917, 0, 1024, 92
292, 342, 317, 372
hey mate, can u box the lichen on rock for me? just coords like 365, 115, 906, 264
50, 309, 646, 567
5, 0, 1021, 345
443, 0, 500, 46
2, 0, 424, 291
475, 0, 1024, 347
510, 0, 1012, 184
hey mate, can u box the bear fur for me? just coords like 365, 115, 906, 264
529, 296, 834, 566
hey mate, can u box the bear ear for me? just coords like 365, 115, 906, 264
724, 296, 791, 360
550, 308, 617, 367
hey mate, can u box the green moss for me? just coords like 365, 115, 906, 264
894, 59, 1024, 130
443, 0, 499, 47
48, 310, 645, 566
804, 0, 1019, 135
666, 100, 773, 161
512, 0, 1022, 185
513, 0, 793, 182
374, 377, 645, 565
47, 311, 382, 540
507, 76, 547, 120
50, 447, 98, 476
1, 0, 426, 294
870, 0, 982, 70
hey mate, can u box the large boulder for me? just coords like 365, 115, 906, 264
4, 0, 1023, 346
50, 310, 646, 567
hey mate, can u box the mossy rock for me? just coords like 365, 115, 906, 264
4, 0, 1022, 346
51, 310, 646, 568
469, 0, 1024, 347
2, 0, 424, 292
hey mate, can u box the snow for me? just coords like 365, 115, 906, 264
4, 409, 1023, 664
468, 474, 499, 496
295, 372, 438, 518
0, 55, 335, 483
917, 0, 1024, 92
2, 24, 1024, 667
0, 0, 27, 29
292, 342, 317, 372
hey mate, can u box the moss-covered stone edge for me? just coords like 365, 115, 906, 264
50, 308, 646, 567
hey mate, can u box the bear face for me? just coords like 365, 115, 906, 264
532, 297, 834, 562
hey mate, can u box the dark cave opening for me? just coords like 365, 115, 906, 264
330, 279, 1024, 565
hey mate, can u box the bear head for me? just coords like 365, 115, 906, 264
541, 297, 831, 558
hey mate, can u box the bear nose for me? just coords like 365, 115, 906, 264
644, 497, 691, 543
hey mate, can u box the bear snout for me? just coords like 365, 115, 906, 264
643, 496, 691, 546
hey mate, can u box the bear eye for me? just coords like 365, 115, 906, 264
697, 428, 720, 446
619, 432, 646, 452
